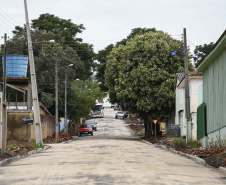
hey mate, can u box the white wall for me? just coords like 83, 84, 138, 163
189, 78, 203, 112
175, 82, 186, 137
175, 77, 203, 140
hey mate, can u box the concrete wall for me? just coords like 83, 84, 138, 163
7, 112, 32, 141
207, 126, 226, 147
191, 112, 197, 141
7, 112, 55, 142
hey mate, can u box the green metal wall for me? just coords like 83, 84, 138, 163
197, 103, 206, 140
203, 49, 226, 134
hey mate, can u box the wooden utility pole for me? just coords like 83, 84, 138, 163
183, 28, 192, 142
24, 0, 43, 145
64, 72, 68, 135
3, 33, 7, 101
55, 58, 59, 142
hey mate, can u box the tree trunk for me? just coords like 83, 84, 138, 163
144, 115, 151, 138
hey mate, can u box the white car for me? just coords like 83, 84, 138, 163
115, 111, 124, 119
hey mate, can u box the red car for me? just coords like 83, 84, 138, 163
79, 124, 93, 136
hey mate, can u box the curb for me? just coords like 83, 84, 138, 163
0, 145, 51, 167
142, 140, 226, 176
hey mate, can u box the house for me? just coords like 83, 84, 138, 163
175, 71, 203, 140
196, 30, 226, 147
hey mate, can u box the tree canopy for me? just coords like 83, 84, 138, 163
193, 42, 214, 64
31, 13, 96, 78
96, 27, 157, 92
105, 31, 193, 137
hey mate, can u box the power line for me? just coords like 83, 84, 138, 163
0, 7, 24, 25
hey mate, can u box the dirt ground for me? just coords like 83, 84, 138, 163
125, 118, 226, 168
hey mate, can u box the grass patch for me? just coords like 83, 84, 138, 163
7, 139, 45, 150
187, 141, 200, 147
29, 139, 45, 149
173, 138, 186, 148
7, 144, 22, 149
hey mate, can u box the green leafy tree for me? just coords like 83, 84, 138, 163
67, 79, 107, 119
96, 27, 157, 92
31, 13, 85, 42
194, 42, 214, 64
31, 13, 95, 78
96, 44, 114, 92
105, 31, 193, 137
41, 92, 54, 109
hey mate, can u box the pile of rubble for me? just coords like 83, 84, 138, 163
43, 133, 73, 143
150, 137, 226, 168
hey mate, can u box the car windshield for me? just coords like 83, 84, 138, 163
85, 120, 95, 125
80, 124, 91, 128
118, 112, 123, 114
92, 107, 101, 111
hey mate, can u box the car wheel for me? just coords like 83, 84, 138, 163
79, 133, 82, 137
95, 128, 97, 131
91, 132, 93, 136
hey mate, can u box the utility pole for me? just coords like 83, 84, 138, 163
3, 33, 7, 101
64, 72, 68, 135
24, 0, 43, 145
183, 28, 192, 142
55, 59, 59, 142
0, 33, 8, 150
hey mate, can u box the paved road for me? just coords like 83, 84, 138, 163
0, 108, 225, 185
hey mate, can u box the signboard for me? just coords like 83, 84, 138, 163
152, 119, 158, 125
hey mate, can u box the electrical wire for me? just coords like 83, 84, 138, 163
0, 7, 24, 25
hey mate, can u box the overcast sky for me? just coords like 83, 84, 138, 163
0, 0, 225, 54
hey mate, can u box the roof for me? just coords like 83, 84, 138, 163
177, 71, 203, 88
176, 73, 185, 82
7, 102, 52, 116
174, 73, 185, 89
196, 30, 226, 71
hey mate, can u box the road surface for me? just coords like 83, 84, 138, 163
0, 108, 225, 185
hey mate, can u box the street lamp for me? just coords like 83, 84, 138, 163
64, 64, 73, 135
55, 62, 73, 142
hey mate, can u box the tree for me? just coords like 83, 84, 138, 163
31, 13, 96, 78
194, 42, 214, 64
96, 44, 114, 92
105, 31, 193, 137
68, 79, 107, 120
96, 27, 157, 92
31, 13, 85, 43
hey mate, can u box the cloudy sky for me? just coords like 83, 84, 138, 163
0, 0, 225, 54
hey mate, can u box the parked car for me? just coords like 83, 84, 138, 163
115, 111, 124, 119
85, 120, 97, 131
79, 124, 93, 136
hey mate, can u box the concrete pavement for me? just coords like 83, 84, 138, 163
0, 108, 225, 185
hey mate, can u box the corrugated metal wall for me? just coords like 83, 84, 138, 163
203, 50, 226, 134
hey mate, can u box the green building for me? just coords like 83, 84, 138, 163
196, 30, 226, 148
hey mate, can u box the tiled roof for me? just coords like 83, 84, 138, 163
176, 73, 185, 82
176, 71, 203, 88
189, 71, 203, 76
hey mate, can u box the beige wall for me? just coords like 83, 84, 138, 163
7, 112, 55, 142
